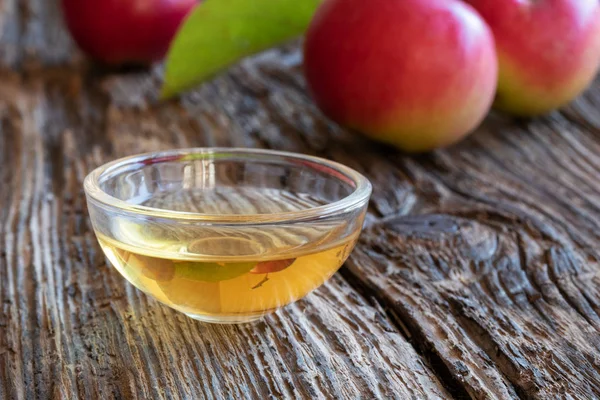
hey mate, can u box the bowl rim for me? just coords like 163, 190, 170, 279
83, 147, 372, 224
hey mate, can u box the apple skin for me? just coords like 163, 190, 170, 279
464, 0, 600, 116
303, 0, 498, 153
61, 0, 197, 65
250, 259, 296, 275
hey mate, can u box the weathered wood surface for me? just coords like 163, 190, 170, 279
1, 1, 600, 399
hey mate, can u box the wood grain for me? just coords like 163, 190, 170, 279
1, 1, 600, 398
0, 65, 450, 399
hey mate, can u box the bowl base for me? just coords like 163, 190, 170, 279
184, 311, 270, 324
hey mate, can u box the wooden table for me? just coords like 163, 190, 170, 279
1, 3, 600, 399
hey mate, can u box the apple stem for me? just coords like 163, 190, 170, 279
251, 274, 270, 290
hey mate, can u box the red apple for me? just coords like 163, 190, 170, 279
303, 0, 498, 153
250, 259, 296, 275
61, 0, 197, 65
464, 0, 600, 116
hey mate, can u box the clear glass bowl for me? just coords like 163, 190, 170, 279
84, 148, 372, 324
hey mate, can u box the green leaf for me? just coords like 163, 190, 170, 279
161, 0, 321, 98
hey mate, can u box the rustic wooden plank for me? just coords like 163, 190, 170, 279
0, 0, 76, 69
0, 70, 450, 399
2, 1, 600, 398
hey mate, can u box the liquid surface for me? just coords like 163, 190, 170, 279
140, 186, 331, 214
99, 187, 359, 323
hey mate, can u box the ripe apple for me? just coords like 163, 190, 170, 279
463, 0, 600, 116
61, 0, 197, 65
303, 0, 498, 153
250, 259, 296, 274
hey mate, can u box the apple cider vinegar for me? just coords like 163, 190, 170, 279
85, 148, 371, 323
97, 187, 361, 323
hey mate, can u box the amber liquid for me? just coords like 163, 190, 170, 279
99, 234, 356, 322
97, 188, 360, 323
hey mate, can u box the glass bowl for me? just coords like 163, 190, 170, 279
84, 148, 372, 324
